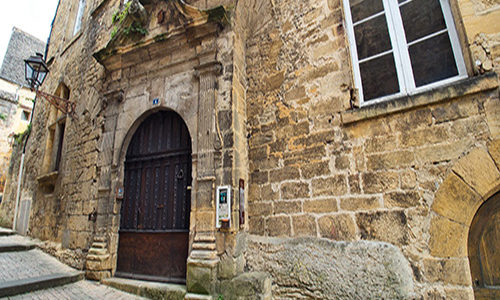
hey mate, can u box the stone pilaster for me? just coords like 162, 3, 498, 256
187, 60, 222, 295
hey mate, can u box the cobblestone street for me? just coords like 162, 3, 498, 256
0, 228, 145, 299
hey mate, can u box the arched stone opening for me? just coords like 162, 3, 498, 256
428, 139, 500, 298
115, 110, 193, 284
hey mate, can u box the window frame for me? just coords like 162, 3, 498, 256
343, 0, 468, 106
73, 0, 86, 36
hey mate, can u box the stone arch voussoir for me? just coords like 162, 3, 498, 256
429, 139, 500, 258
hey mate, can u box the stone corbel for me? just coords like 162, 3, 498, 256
194, 61, 223, 78
103, 89, 124, 103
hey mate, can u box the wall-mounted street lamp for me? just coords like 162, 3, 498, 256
12, 53, 49, 232
24, 53, 49, 90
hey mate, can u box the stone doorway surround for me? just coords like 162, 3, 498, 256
428, 138, 500, 298
88, 1, 231, 295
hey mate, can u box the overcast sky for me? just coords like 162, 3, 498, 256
0, 0, 60, 65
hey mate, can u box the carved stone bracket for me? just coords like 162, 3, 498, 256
103, 89, 124, 103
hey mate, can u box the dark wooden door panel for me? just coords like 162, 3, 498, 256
116, 232, 189, 283
117, 111, 191, 283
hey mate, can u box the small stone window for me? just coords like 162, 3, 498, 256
343, 0, 467, 106
41, 84, 69, 175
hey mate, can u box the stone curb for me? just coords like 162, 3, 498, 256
0, 271, 85, 297
0, 244, 36, 253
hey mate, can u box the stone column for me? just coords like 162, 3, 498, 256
187, 60, 222, 296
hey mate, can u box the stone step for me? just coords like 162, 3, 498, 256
86, 253, 110, 262
193, 234, 216, 243
94, 236, 106, 243
0, 243, 36, 253
192, 242, 216, 251
0, 228, 15, 236
91, 242, 107, 249
102, 277, 186, 300
184, 293, 212, 300
0, 271, 84, 297
89, 248, 107, 255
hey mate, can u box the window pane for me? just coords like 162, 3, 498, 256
400, 0, 446, 43
354, 15, 392, 60
409, 33, 458, 87
360, 53, 400, 101
350, 0, 384, 23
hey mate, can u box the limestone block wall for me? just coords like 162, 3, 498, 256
1, 0, 498, 297
0, 140, 23, 227
244, 0, 500, 298
457, 0, 500, 74
1, 0, 113, 267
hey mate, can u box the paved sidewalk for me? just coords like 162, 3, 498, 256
0, 249, 76, 283
5, 280, 145, 300
0, 229, 145, 299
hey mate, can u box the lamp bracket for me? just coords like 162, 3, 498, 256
36, 90, 77, 118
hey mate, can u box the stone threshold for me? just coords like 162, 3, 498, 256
0, 272, 84, 298
102, 277, 187, 300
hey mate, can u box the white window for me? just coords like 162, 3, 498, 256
343, 0, 467, 106
73, 0, 86, 35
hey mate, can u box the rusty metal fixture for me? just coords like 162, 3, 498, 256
36, 90, 77, 118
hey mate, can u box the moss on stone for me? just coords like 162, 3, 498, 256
207, 6, 230, 27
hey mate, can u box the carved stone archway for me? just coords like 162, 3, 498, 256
428, 139, 500, 297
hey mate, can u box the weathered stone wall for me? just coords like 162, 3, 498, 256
245, 235, 415, 299
16, 0, 244, 278
2, 0, 499, 297
0, 81, 35, 194
0, 139, 23, 227
12, 0, 112, 266
244, 0, 500, 298
457, 0, 500, 74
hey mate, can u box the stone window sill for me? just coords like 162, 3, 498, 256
340, 72, 499, 125
37, 171, 59, 184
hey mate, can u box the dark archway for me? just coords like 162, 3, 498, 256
116, 110, 192, 283
468, 191, 500, 299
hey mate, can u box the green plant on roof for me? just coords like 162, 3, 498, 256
110, 1, 148, 39
112, 1, 132, 25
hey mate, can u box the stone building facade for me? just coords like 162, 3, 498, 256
0, 28, 42, 199
1, 0, 499, 299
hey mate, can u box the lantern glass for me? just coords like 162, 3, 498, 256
24, 53, 49, 89
24, 63, 33, 85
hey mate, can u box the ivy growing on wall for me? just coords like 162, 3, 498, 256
12, 123, 31, 146
110, 1, 148, 39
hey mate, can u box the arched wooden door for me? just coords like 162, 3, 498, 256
468, 191, 500, 299
116, 111, 191, 283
